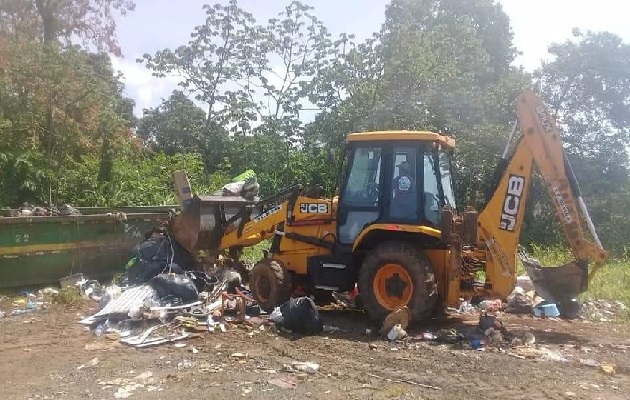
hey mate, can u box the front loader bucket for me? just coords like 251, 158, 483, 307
169, 195, 260, 255
519, 253, 588, 304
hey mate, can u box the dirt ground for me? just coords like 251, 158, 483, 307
1, 299, 629, 400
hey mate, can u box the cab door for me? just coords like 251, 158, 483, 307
387, 146, 420, 222
336, 146, 383, 245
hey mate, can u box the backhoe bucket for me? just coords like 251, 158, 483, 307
169, 195, 260, 255
519, 253, 588, 304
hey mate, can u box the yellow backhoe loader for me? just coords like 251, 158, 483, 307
169, 90, 608, 322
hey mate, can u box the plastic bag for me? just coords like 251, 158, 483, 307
219, 170, 260, 198
270, 307, 284, 324
148, 273, 199, 304
275, 297, 323, 335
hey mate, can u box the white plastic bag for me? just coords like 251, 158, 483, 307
269, 306, 284, 324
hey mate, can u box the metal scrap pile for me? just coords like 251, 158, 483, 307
78, 269, 268, 348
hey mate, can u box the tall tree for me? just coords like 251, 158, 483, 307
136, 91, 208, 155
141, 0, 264, 175
0, 0, 135, 55
537, 30, 630, 193
308, 0, 530, 204
526, 30, 630, 254
233, 1, 334, 191
0, 1, 136, 206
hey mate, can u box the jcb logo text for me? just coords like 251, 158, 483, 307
300, 203, 329, 214
500, 174, 525, 231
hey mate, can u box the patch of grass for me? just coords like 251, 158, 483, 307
53, 286, 85, 307
582, 260, 630, 305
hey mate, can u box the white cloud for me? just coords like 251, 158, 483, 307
499, 0, 630, 71
110, 55, 183, 117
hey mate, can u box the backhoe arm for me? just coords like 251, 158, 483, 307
477, 90, 608, 305
516, 91, 607, 271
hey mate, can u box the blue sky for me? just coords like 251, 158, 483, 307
112, 0, 630, 117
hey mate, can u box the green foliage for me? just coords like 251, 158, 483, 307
0, 0, 136, 56
0, 39, 137, 206
521, 30, 630, 255
136, 90, 207, 155
53, 286, 85, 307
56, 152, 228, 207
241, 240, 271, 262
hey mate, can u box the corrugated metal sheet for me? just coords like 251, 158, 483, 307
79, 285, 156, 325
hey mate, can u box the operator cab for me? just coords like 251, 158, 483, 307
336, 131, 457, 245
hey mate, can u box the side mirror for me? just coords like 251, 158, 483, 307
326, 148, 335, 164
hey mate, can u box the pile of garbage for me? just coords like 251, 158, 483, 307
447, 275, 569, 319
77, 273, 325, 347
377, 305, 536, 353
2, 288, 58, 317
74, 222, 324, 347
6, 202, 81, 217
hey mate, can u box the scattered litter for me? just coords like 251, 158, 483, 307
456, 298, 476, 314
512, 346, 569, 362
323, 325, 343, 333
177, 360, 195, 370
174, 343, 186, 348
77, 357, 99, 370
120, 323, 192, 348
387, 324, 407, 341
332, 284, 359, 309
478, 299, 503, 312
270, 297, 323, 335
231, 352, 248, 360
538, 349, 569, 362
79, 285, 156, 325
380, 306, 409, 337
285, 361, 319, 374
99, 371, 158, 399
422, 332, 437, 340
191, 346, 199, 354
533, 302, 560, 318
600, 363, 615, 375
268, 377, 298, 389
505, 287, 535, 314
470, 338, 483, 350
579, 358, 600, 367
581, 300, 627, 322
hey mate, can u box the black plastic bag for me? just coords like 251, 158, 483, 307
185, 270, 219, 293
148, 273, 199, 304
127, 236, 192, 285
275, 296, 323, 335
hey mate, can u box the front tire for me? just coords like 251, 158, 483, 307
250, 260, 292, 312
358, 241, 437, 322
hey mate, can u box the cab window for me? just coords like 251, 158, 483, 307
341, 147, 381, 207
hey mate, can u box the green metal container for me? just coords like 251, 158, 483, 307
0, 208, 176, 288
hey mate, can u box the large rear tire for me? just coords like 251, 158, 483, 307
358, 241, 437, 323
250, 260, 292, 312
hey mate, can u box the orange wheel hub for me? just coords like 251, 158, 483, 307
373, 263, 413, 310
